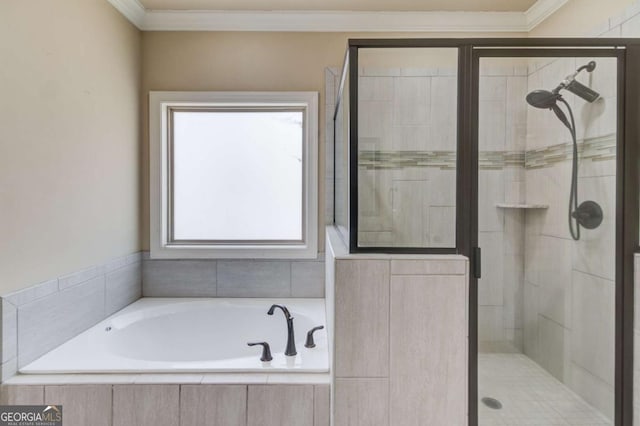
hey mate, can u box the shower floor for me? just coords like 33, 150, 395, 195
479, 353, 612, 426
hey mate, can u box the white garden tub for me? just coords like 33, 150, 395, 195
20, 298, 328, 374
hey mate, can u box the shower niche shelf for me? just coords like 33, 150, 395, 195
496, 203, 549, 209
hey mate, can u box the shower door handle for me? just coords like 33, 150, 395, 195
472, 247, 481, 279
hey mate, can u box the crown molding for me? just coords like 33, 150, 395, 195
106, 0, 566, 32
525, 0, 569, 31
142, 10, 527, 32
107, 0, 146, 27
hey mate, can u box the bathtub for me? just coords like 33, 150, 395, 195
20, 298, 329, 374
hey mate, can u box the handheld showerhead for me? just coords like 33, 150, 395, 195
525, 89, 561, 109
525, 90, 572, 130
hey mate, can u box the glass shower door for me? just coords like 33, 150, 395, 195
476, 53, 619, 426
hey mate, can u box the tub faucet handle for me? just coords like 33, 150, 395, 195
247, 342, 273, 362
305, 326, 325, 348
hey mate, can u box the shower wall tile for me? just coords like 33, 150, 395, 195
362, 67, 401, 77
578, 156, 616, 179
429, 206, 456, 248
478, 306, 504, 342
217, 261, 290, 298
400, 68, 437, 77
18, 275, 106, 367
358, 101, 393, 145
391, 125, 429, 151
570, 271, 615, 387
359, 76, 393, 101
537, 315, 568, 382
523, 221, 543, 286
478, 170, 505, 232
478, 232, 504, 307
523, 282, 540, 361
572, 175, 616, 281
358, 231, 394, 246
537, 236, 572, 327
569, 363, 615, 422
391, 180, 425, 247
428, 169, 457, 206
527, 163, 573, 240
291, 261, 325, 298
479, 76, 507, 102
143, 260, 216, 297
392, 77, 430, 126
506, 76, 528, 152
430, 76, 457, 151
479, 100, 506, 151
503, 252, 524, 340
503, 210, 524, 256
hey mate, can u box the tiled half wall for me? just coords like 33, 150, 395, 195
326, 227, 469, 426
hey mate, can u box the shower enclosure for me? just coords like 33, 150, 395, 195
332, 39, 640, 426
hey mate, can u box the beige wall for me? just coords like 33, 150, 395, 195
530, 0, 634, 37
0, 0, 142, 295
141, 31, 525, 252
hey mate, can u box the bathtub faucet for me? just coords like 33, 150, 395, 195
267, 304, 297, 356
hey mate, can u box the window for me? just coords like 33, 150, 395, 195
150, 91, 318, 258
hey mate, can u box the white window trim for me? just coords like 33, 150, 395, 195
149, 91, 318, 259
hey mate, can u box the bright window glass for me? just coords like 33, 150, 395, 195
171, 110, 304, 242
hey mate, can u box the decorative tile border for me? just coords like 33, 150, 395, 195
358, 150, 457, 170
357, 134, 615, 171
525, 133, 616, 169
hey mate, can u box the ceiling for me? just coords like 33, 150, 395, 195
138, 0, 538, 12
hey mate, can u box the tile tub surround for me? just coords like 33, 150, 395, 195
326, 227, 469, 426
0, 252, 142, 381
0, 383, 330, 426
142, 254, 325, 298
